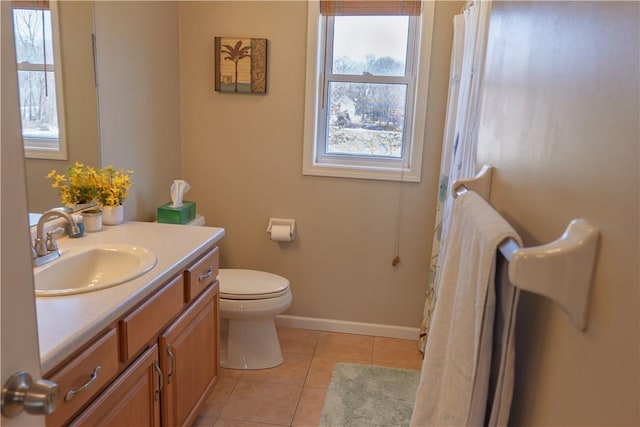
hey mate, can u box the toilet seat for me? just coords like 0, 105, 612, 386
218, 269, 290, 300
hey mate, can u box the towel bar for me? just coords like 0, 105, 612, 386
452, 166, 599, 331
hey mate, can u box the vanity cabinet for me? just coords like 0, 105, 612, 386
44, 245, 220, 427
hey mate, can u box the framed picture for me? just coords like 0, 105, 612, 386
214, 37, 268, 94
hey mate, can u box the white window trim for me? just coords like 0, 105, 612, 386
21, 0, 68, 160
302, 0, 435, 182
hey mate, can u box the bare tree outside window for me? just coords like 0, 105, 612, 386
13, 8, 60, 142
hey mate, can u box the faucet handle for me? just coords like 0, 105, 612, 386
45, 231, 58, 253
34, 237, 48, 257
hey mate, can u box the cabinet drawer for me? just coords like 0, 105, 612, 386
184, 246, 219, 302
69, 345, 161, 427
46, 328, 119, 427
119, 275, 185, 362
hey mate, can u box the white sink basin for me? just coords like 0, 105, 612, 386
34, 244, 157, 297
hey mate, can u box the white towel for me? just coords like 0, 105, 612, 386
485, 258, 520, 427
410, 191, 522, 427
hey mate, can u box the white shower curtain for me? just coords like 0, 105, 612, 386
419, 0, 492, 352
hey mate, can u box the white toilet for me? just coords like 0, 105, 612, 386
218, 269, 292, 370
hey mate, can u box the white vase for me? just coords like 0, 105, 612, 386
81, 209, 103, 232
102, 205, 124, 225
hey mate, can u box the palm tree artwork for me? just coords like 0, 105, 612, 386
221, 40, 251, 92
215, 37, 268, 94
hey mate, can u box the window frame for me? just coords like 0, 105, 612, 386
14, 0, 68, 160
303, 1, 435, 182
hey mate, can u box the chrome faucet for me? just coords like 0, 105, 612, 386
32, 209, 83, 267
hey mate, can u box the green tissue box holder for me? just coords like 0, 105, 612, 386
157, 201, 196, 224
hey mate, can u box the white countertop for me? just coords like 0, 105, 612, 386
35, 221, 225, 374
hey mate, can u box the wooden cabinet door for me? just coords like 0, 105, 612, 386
159, 282, 219, 427
70, 345, 161, 427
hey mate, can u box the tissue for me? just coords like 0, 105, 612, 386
157, 179, 196, 224
170, 180, 191, 208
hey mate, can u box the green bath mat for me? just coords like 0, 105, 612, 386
319, 363, 420, 427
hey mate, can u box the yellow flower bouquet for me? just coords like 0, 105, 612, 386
94, 165, 134, 207
47, 163, 133, 208
46, 162, 98, 206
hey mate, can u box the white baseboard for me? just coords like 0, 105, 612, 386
275, 315, 420, 341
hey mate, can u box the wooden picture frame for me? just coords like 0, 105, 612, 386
214, 37, 268, 94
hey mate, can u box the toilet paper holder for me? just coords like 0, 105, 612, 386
266, 218, 296, 241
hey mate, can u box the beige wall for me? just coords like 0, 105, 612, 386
477, 2, 639, 424
179, 1, 459, 327
25, 1, 100, 213
94, 1, 182, 221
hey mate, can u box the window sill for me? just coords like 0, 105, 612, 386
24, 147, 67, 160
302, 161, 421, 182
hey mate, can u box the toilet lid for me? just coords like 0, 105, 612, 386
218, 269, 290, 300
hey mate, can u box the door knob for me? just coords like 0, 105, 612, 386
1, 371, 60, 418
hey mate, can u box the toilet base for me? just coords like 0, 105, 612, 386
220, 318, 284, 370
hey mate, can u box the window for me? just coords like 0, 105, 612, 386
12, 0, 67, 160
303, 0, 434, 182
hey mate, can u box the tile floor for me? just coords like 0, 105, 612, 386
193, 327, 424, 427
